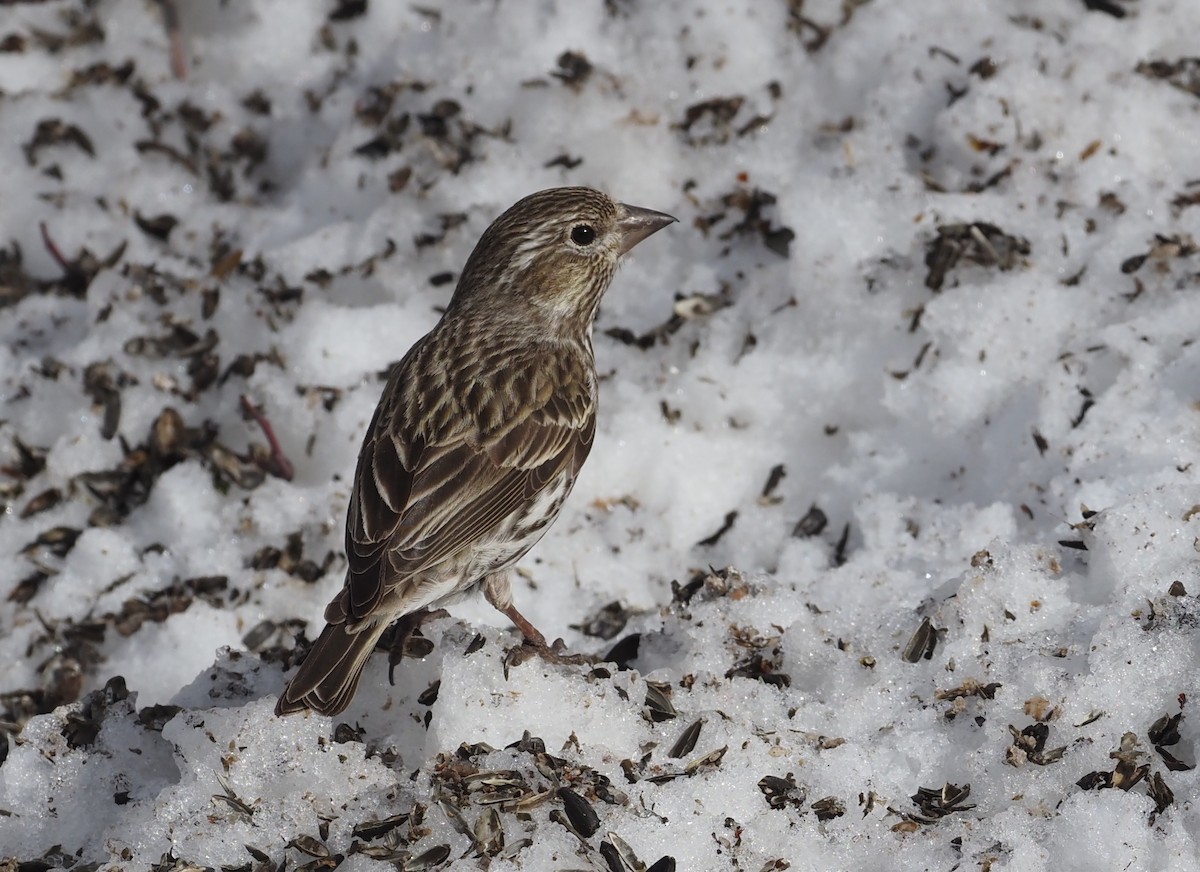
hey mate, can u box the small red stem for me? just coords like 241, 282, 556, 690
240, 394, 295, 481
159, 0, 188, 80
39, 222, 74, 274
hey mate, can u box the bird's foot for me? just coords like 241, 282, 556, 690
502, 636, 597, 675
385, 608, 449, 684
486, 590, 596, 674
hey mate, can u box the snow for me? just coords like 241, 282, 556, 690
2, 0, 1200, 869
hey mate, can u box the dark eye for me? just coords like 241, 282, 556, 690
570, 224, 596, 246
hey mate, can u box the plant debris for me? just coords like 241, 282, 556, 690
924, 222, 1031, 290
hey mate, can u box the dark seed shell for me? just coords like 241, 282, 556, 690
558, 786, 599, 837
644, 680, 677, 722
902, 616, 937, 663
352, 812, 410, 841
668, 719, 703, 759
404, 843, 450, 871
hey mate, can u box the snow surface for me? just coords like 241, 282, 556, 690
1, 0, 1199, 869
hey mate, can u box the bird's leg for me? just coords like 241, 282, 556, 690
484, 572, 595, 669
384, 608, 448, 684
484, 572, 548, 647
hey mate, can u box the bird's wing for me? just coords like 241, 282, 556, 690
332, 344, 595, 625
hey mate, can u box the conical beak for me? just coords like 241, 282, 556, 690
616, 203, 677, 255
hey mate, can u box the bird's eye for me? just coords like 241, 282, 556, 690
570, 224, 596, 246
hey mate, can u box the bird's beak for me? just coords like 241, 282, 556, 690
616, 203, 677, 255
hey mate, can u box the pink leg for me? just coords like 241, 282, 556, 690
484, 573, 594, 668
484, 573, 548, 647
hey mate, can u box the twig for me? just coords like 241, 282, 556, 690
240, 394, 295, 481
158, 0, 188, 81
39, 222, 74, 274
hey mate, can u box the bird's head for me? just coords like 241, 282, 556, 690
449, 187, 676, 335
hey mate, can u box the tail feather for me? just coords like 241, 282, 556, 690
275, 621, 388, 716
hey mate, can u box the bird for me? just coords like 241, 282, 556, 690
276, 187, 676, 716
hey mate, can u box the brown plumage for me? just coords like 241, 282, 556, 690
276, 187, 675, 716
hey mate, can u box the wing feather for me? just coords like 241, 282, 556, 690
338, 340, 594, 625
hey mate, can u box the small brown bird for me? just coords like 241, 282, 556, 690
276, 187, 675, 716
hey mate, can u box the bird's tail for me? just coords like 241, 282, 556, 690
275, 621, 387, 716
